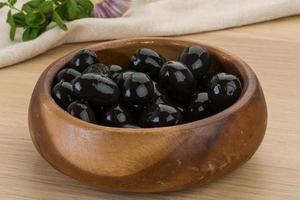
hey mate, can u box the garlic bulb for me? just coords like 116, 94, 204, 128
92, 0, 131, 18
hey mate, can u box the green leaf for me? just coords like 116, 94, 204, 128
3, 0, 92, 41
76, 0, 93, 13
0, 2, 8, 9
66, 0, 78, 20
8, 0, 17, 6
39, 1, 53, 14
25, 11, 46, 27
52, 0, 62, 6
13, 12, 27, 27
52, 11, 67, 31
74, 0, 93, 19
22, 27, 40, 41
41, 19, 51, 27
30, 0, 45, 6
76, 5, 89, 18
10, 26, 17, 41
7, 10, 17, 41
55, 2, 67, 19
22, 0, 44, 13
6, 10, 14, 26
22, 4, 33, 13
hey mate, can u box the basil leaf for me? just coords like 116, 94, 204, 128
7, 10, 17, 41
0, 2, 8, 9
41, 19, 51, 28
55, 2, 67, 19
13, 12, 27, 27
52, 11, 68, 31
76, 5, 89, 18
22, 0, 44, 13
76, 0, 93, 13
39, 1, 53, 14
3, 0, 93, 41
52, 0, 62, 6
8, 0, 17, 6
66, 0, 78, 20
29, 0, 45, 6
25, 11, 46, 27
22, 4, 33, 13
22, 27, 40, 41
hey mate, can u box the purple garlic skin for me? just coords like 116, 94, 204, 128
92, 0, 131, 18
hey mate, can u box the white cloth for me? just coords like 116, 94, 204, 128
0, 0, 300, 68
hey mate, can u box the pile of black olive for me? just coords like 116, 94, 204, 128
52, 46, 242, 128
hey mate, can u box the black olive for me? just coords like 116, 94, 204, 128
197, 77, 209, 92
159, 61, 197, 103
82, 63, 109, 77
122, 72, 154, 105
67, 101, 96, 123
56, 68, 81, 83
99, 105, 132, 127
126, 103, 145, 121
69, 49, 99, 72
72, 73, 120, 106
208, 72, 242, 112
184, 92, 211, 122
130, 48, 166, 80
52, 47, 245, 129
109, 65, 123, 80
52, 82, 76, 109
139, 104, 183, 128
175, 105, 185, 113
115, 71, 134, 87
179, 45, 211, 80
152, 81, 171, 105
122, 124, 141, 128
90, 103, 105, 118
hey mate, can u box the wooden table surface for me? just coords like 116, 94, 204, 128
1, 16, 300, 200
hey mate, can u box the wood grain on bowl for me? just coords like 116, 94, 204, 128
28, 38, 267, 192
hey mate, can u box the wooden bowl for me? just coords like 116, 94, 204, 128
28, 37, 267, 193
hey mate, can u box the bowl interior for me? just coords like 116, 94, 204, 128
50, 39, 246, 89
94, 41, 244, 87
46, 38, 251, 130
97, 41, 245, 84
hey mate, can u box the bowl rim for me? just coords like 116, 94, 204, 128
40, 37, 257, 133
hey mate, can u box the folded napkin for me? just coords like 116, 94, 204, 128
0, 0, 300, 68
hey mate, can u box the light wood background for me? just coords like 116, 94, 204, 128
0, 16, 300, 200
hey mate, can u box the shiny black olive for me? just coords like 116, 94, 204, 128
56, 68, 81, 83
179, 45, 211, 80
126, 103, 145, 121
130, 48, 166, 80
184, 92, 211, 122
52, 82, 76, 109
82, 63, 109, 77
159, 61, 197, 103
72, 73, 120, 106
139, 104, 183, 128
122, 124, 141, 128
109, 65, 123, 80
99, 105, 132, 127
208, 72, 242, 112
122, 72, 154, 105
152, 81, 171, 105
197, 73, 211, 92
69, 49, 99, 72
115, 71, 134, 87
67, 101, 96, 123
175, 105, 185, 113
90, 103, 105, 116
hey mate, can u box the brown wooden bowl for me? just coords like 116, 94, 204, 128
28, 37, 267, 193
